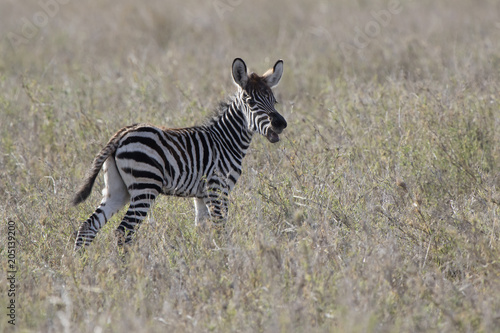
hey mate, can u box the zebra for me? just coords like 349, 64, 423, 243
73, 58, 287, 250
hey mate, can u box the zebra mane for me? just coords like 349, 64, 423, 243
204, 97, 235, 126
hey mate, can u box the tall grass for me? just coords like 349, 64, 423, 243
1, 0, 500, 332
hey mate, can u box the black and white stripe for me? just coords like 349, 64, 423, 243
73, 58, 286, 249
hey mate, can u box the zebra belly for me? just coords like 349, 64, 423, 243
161, 176, 206, 198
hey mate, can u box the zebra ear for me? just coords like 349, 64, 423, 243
232, 58, 248, 89
263, 60, 283, 88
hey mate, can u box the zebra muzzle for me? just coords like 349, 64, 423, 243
266, 129, 280, 143
267, 114, 286, 143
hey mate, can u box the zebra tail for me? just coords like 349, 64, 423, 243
72, 125, 135, 206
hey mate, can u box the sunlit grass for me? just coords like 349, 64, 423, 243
1, 0, 500, 332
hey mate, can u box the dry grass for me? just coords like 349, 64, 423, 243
1, 0, 500, 332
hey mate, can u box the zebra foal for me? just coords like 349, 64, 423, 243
73, 58, 287, 250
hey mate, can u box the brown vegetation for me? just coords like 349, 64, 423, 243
1, 0, 500, 331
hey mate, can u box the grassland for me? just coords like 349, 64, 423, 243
1, 0, 500, 332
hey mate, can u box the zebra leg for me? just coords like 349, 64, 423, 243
200, 194, 229, 247
194, 197, 210, 227
203, 178, 230, 229
115, 190, 158, 245
75, 158, 130, 250
204, 195, 229, 227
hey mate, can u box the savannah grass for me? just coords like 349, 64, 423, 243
1, 0, 500, 332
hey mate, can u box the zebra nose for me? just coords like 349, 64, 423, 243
271, 114, 287, 132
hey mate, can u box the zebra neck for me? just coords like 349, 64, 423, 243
209, 98, 253, 160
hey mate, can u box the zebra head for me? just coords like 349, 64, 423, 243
232, 58, 287, 143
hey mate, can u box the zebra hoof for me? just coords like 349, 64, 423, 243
115, 229, 135, 247
115, 229, 126, 246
